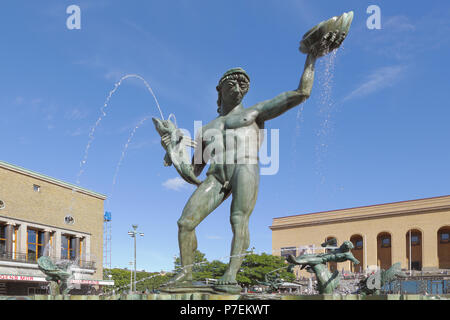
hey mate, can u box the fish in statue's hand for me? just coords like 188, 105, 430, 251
152, 117, 202, 186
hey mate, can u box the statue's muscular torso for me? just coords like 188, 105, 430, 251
196, 104, 264, 186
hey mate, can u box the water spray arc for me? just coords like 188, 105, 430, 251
62, 74, 168, 283
68, 74, 165, 215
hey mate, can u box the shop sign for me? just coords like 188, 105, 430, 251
0, 274, 45, 282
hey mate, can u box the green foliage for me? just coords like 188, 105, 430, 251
237, 252, 295, 286
135, 271, 174, 292
173, 250, 295, 286
103, 268, 174, 294
174, 250, 227, 281
174, 250, 209, 273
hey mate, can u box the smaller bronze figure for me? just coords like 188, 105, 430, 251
286, 240, 360, 294
257, 272, 284, 294
358, 262, 407, 295
37, 256, 74, 295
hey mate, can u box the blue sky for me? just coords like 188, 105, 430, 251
1, 1, 450, 273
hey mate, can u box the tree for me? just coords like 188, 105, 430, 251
174, 250, 228, 281
237, 252, 295, 287
173, 250, 295, 286
174, 250, 209, 274
135, 271, 174, 292
103, 268, 174, 294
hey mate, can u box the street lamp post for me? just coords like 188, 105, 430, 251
128, 224, 144, 293
128, 261, 133, 294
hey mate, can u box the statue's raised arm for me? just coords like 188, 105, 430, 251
253, 11, 353, 122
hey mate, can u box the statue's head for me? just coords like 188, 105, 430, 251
216, 67, 250, 114
340, 241, 354, 251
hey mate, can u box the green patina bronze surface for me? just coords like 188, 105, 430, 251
257, 272, 285, 294
37, 256, 73, 295
287, 240, 360, 294
155, 12, 354, 294
152, 117, 201, 186
358, 262, 407, 295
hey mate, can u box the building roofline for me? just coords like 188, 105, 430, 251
272, 194, 450, 221
0, 160, 107, 200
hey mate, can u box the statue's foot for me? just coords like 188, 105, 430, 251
213, 284, 241, 294
215, 280, 238, 286
215, 272, 238, 285
213, 273, 241, 294
161, 270, 193, 287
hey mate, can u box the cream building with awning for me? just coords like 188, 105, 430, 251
0, 160, 113, 295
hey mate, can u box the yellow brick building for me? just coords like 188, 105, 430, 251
0, 160, 113, 295
270, 195, 450, 275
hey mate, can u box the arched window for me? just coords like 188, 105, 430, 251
377, 232, 392, 270
406, 229, 422, 271
350, 234, 364, 273
438, 227, 450, 269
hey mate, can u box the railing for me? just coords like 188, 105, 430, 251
381, 278, 449, 295
0, 251, 33, 264
0, 250, 96, 270
78, 260, 96, 270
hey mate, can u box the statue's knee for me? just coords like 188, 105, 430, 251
230, 212, 245, 227
177, 217, 195, 232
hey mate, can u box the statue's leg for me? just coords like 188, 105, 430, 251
217, 164, 259, 285
176, 175, 228, 282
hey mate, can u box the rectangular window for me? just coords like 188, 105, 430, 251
411, 235, 421, 246
61, 235, 69, 259
0, 224, 6, 254
281, 247, 297, 258
33, 184, 41, 192
70, 238, 76, 260
355, 240, 363, 249
79, 238, 82, 259
27, 228, 44, 261
381, 238, 391, 248
61, 235, 77, 260
440, 232, 449, 243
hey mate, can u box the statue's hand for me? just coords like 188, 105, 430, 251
161, 133, 171, 149
299, 11, 353, 58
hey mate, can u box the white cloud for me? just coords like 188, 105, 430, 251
162, 177, 188, 191
344, 65, 406, 101
384, 15, 415, 32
